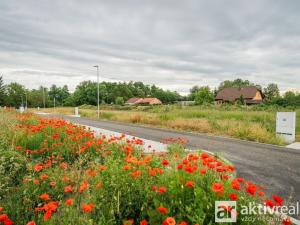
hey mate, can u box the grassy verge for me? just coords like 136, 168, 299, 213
34, 105, 300, 145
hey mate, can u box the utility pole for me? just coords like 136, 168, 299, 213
93, 65, 100, 119
43, 87, 46, 109
54, 97, 56, 110
25, 92, 27, 111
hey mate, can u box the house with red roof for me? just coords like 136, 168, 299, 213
126, 97, 162, 105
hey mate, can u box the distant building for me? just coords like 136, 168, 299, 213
215, 86, 264, 104
126, 97, 162, 105
177, 101, 195, 106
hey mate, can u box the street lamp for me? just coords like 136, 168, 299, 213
93, 65, 100, 119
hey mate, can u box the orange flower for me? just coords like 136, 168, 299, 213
79, 181, 89, 193
39, 193, 50, 201
49, 181, 56, 187
212, 183, 224, 194
0, 207, 3, 212
34, 163, 43, 172
98, 165, 107, 171
162, 217, 176, 225
82, 203, 94, 213
40, 173, 48, 180
96, 182, 102, 189
64, 185, 73, 193
130, 170, 142, 178
65, 198, 74, 206
157, 206, 168, 214
60, 162, 68, 170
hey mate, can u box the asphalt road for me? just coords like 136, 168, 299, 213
44, 114, 300, 206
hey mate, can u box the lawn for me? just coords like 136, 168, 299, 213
37, 105, 300, 145
0, 110, 291, 224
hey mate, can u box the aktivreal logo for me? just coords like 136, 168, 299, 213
215, 201, 237, 223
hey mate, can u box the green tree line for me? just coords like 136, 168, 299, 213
0, 76, 299, 108
0, 76, 181, 107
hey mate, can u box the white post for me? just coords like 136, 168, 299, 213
276, 112, 296, 143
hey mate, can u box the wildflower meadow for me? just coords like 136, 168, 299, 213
0, 110, 292, 225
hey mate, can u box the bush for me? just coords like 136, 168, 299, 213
115, 97, 125, 106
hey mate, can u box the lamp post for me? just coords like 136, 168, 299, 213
42, 87, 46, 109
93, 65, 100, 119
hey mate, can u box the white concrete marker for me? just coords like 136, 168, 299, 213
276, 112, 296, 143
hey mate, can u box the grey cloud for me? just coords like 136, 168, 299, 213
0, 0, 300, 94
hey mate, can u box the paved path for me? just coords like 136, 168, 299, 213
43, 114, 300, 207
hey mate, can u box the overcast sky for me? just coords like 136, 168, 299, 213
0, 0, 300, 94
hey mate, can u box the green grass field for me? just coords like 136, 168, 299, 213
36, 105, 300, 145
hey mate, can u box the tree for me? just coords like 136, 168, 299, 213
238, 95, 245, 105
263, 83, 280, 102
218, 78, 256, 91
0, 76, 6, 106
115, 96, 125, 105
5, 83, 26, 107
188, 85, 200, 100
194, 86, 214, 105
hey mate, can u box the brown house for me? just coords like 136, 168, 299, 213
126, 97, 162, 105
215, 86, 264, 104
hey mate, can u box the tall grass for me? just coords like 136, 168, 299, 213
30, 105, 300, 145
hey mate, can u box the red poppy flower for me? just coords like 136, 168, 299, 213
265, 199, 275, 208
140, 220, 148, 225
212, 183, 224, 194
79, 181, 89, 193
177, 164, 183, 170
200, 168, 207, 174
52, 133, 59, 139
65, 198, 74, 206
231, 180, 241, 191
27, 221, 36, 225
3, 219, 13, 225
158, 186, 167, 193
157, 206, 168, 214
282, 218, 292, 225
273, 195, 283, 206
49, 181, 56, 187
34, 163, 43, 172
185, 181, 195, 188
229, 193, 239, 201
178, 221, 188, 225
245, 182, 257, 196
64, 185, 73, 193
40, 173, 48, 180
0, 214, 8, 222
162, 159, 169, 166
39, 194, 50, 201
162, 217, 176, 225
82, 203, 94, 213
43, 210, 52, 221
